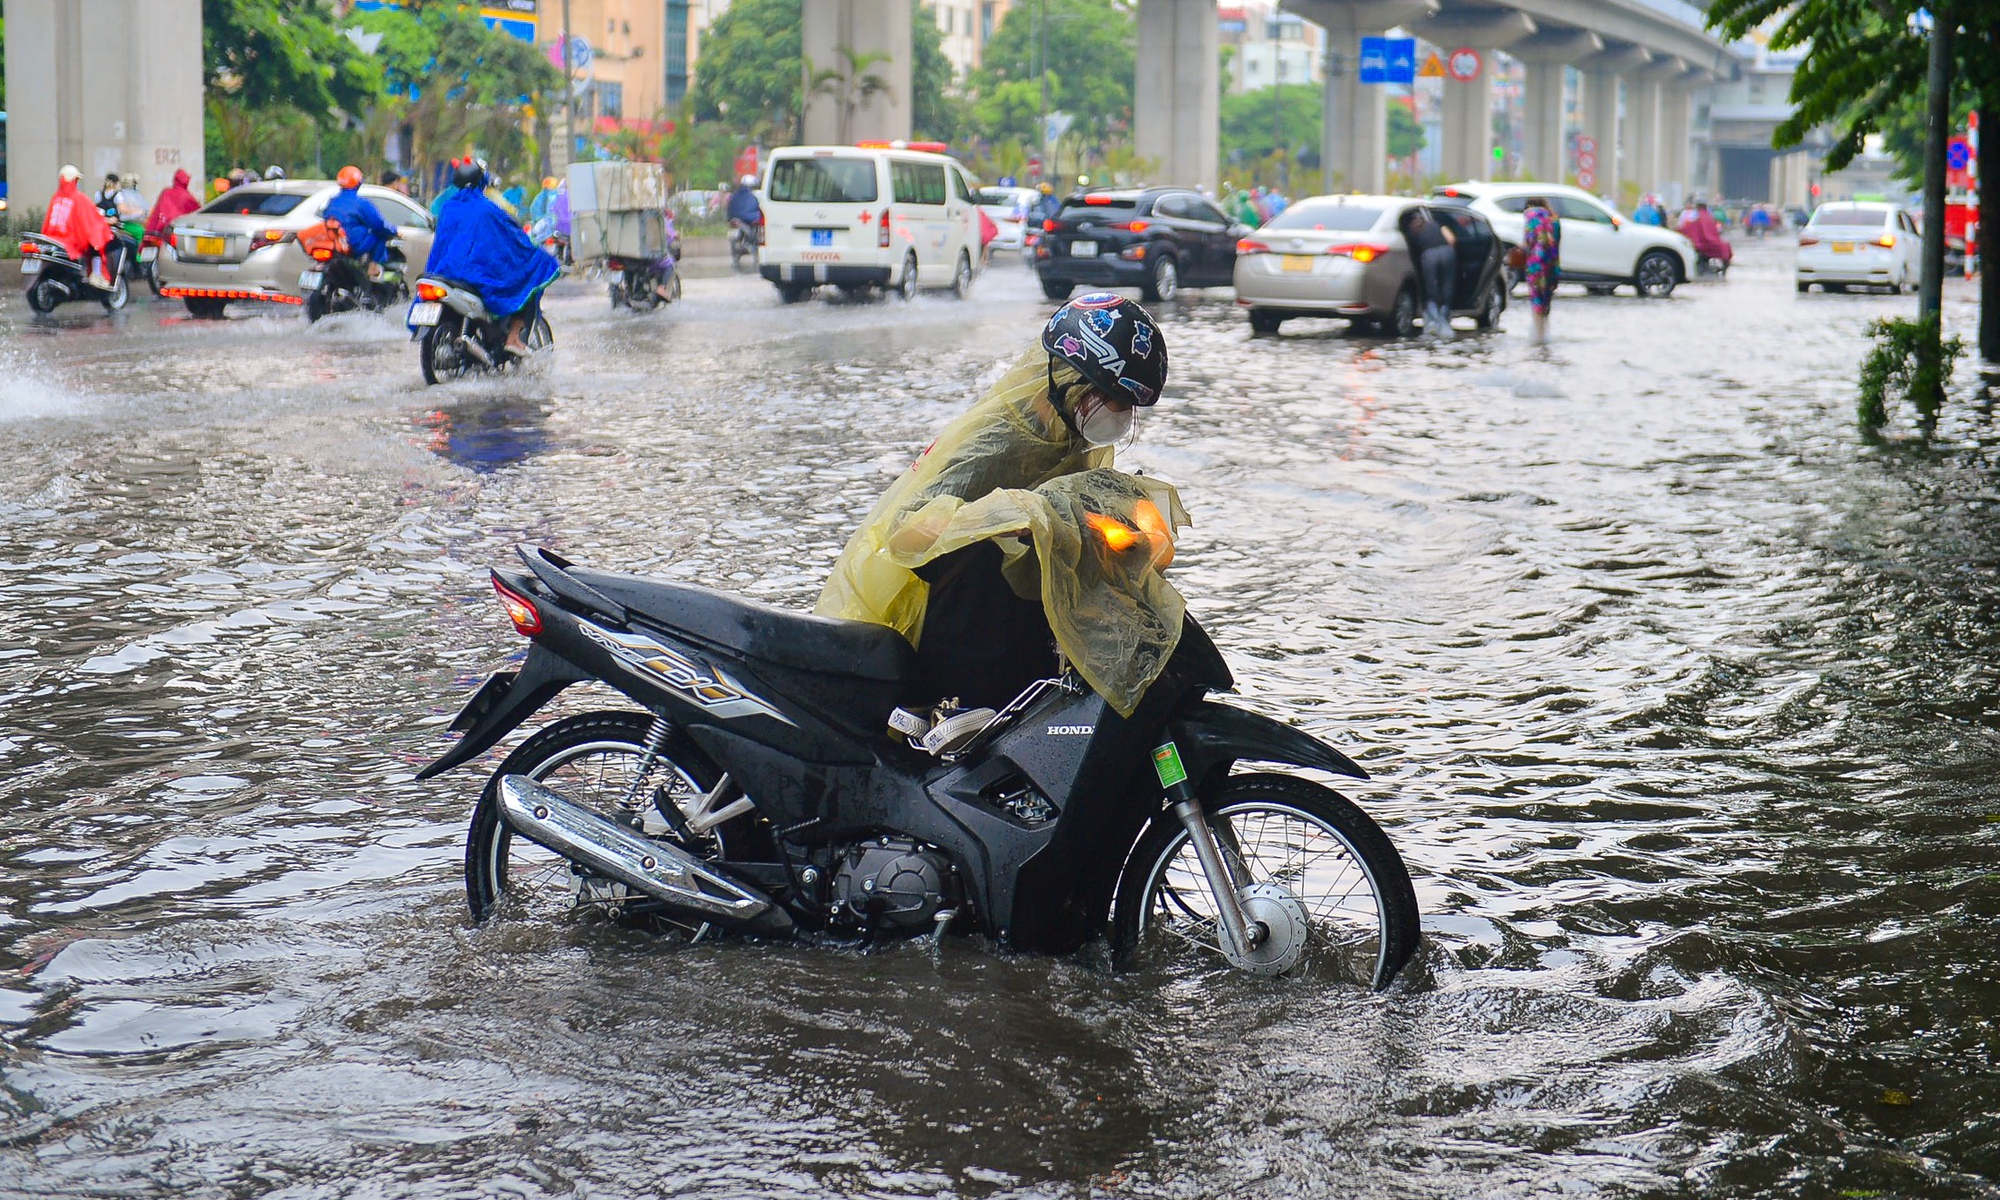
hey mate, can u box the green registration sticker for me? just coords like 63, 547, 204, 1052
1151, 742, 1188, 790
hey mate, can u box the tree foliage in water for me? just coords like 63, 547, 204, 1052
1858, 316, 1964, 426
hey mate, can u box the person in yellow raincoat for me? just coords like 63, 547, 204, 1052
816, 293, 1185, 719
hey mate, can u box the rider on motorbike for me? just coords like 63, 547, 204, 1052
324, 165, 398, 279
145, 169, 201, 239
45, 165, 115, 289
816, 294, 1181, 720
727, 174, 763, 226
426, 158, 562, 357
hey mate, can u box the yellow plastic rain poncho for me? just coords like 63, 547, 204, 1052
815, 347, 1188, 716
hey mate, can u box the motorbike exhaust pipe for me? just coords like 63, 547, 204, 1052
496, 775, 791, 934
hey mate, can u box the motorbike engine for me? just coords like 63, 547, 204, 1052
829, 837, 960, 935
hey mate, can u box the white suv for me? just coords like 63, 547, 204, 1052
1432, 182, 1697, 298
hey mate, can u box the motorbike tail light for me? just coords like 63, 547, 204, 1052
608, 258, 625, 271
493, 577, 543, 637
878, 209, 892, 248
1043, 219, 1059, 232
416, 281, 448, 302
309, 247, 334, 262
1236, 239, 1270, 254
17, 242, 35, 257
1875, 234, 1896, 248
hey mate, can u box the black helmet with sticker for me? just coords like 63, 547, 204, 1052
1041, 292, 1168, 411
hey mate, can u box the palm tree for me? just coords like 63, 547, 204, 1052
805, 46, 895, 143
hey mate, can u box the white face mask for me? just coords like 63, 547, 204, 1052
1075, 395, 1134, 447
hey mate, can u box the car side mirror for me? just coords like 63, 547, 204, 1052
1230, 223, 1251, 239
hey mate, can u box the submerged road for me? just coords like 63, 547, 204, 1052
2, 245, 1998, 1198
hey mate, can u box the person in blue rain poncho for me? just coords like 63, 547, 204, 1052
426, 159, 561, 357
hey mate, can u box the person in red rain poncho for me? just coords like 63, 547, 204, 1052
43, 164, 114, 288
145, 169, 201, 238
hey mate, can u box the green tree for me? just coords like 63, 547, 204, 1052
204, 0, 377, 120
1388, 102, 1425, 160
1220, 83, 1320, 164
350, 4, 559, 185
689, 0, 806, 139
911, 1, 969, 142
973, 0, 1136, 143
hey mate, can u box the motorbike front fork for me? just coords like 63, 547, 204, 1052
1154, 741, 1263, 960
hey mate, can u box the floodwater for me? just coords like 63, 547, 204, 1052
3, 244, 1998, 1198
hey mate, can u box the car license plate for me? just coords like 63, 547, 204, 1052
409, 301, 443, 326
1282, 254, 1314, 272
1832, 242, 1854, 253
195, 236, 226, 256
19, 258, 39, 275
1072, 240, 1098, 257
138, 246, 158, 264
299, 270, 323, 290
811, 229, 834, 247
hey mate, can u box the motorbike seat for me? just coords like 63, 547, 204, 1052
566, 566, 916, 683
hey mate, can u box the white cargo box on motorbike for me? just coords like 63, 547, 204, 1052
567, 161, 671, 262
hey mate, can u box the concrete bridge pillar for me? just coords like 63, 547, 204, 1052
1135, 0, 1220, 190
1578, 46, 1650, 197
1659, 69, 1711, 204
802, 0, 913, 144
3, 0, 205, 208
1286, 0, 1438, 193
1626, 57, 1685, 198
1417, 11, 1534, 183
1511, 31, 1601, 184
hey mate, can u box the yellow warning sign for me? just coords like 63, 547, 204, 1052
1418, 52, 1447, 78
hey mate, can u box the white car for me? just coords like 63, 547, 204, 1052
1432, 181, 1697, 298
758, 143, 981, 303
974, 185, 1038, 253
1796, 202, 1923, 293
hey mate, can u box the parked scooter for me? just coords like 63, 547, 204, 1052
18, 232, 130, 313
406, 275, 553, 386
419, 543, 1421, 984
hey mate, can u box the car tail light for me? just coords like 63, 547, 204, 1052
878, 209, 892, 248
758, 221, 768, 246
416, 280, 448, 302
254, 229, 294, 245
1237, 239, 1270, 254
1875, 234, 1896, 248
1798, 233, 1819, 246
1110, 220, 1150, 232
493, 577, 543, 637
1342, 243, 1387, 263
1118, 245, 1148, 260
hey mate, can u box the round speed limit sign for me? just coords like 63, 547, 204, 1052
1447, 47, 1483, 81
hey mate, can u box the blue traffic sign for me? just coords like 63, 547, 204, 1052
1948, 139, 1972, 170
1359, 37, 1417, 85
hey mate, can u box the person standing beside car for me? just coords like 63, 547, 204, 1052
1520, 196, 1561, 345
1397, 205, 1458, 341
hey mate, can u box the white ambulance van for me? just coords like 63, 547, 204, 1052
757, 142, 980, 303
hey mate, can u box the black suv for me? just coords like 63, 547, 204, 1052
1034, 187, 1250, 302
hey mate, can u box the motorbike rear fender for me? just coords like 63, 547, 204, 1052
415, 642, 593, 780
1163, 699, 1369, 792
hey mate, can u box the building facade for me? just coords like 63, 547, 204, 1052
927, 0, 1014, 79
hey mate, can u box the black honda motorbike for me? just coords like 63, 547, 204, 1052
421, 544, 1420, 985
406, 276, 553, 386
606, 254, 680, 312
19, 232, 131, 313
304, 247, 409, 323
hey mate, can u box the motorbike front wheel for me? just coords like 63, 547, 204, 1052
1112, 773, 1420, 987
465, 711, 728, 926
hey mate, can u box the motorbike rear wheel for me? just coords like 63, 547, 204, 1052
1112, 773, 1420, 988
26, 278, 62, 313
465, 711, 733, 927
304, 288, 331, 324
420, 314, 477, 386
